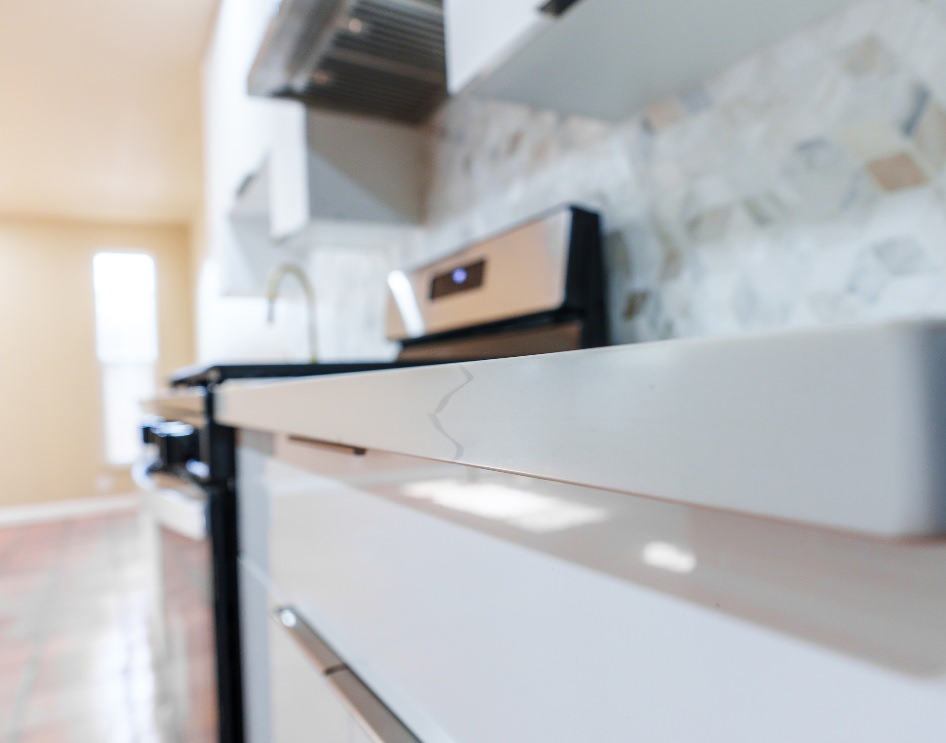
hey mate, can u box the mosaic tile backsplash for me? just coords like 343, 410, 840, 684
308, 0, 946, 358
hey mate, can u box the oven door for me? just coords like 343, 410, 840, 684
136, 463, 219, 743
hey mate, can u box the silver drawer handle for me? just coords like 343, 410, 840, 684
275, 607, 345, 674
287, 434, 367, 457
275, 607, 421, 743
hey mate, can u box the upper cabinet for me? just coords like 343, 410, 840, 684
203, 0, 306, 294
235, 107, 427, 242
446, 0, 851, 121
444, 0, 552, 95
302, 109, 426, 226
204, 0, 428, 295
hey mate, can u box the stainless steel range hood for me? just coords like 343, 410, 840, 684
248, 0, 447, 125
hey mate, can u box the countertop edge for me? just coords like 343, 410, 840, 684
216, 320, 946, 538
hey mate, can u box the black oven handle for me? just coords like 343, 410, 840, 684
134, 451, 209, 541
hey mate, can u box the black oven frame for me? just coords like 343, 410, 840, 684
144, 388, 245, 743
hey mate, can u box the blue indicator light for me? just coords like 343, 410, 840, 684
452, 268, 468, 285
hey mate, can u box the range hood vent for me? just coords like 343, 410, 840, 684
249, 0, 447, 125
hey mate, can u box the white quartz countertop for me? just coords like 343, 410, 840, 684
216, 320, 946, 539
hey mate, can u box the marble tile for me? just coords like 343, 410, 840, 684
904, 4, 946, 82
622, 292, 648, 320
877, 274, 944, 315
301, 0, 946, 352
838, 36, 899, 77
913, 99, 946, 169
834, 0, 888, 48
686, 206, 732, 242
644, 99, 685, 132
873, 237, 934, 274
901, 83, 932, 137
840, 120, 905, 160
679, 86, 713, 115
867, 151, 929, 190
848, 249, 890, 303
874, 0, 927, 55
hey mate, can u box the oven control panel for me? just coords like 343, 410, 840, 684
385, 206, 597, 341
429, 259, 487, 300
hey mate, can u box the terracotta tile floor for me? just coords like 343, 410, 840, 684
0, 511, 172, 743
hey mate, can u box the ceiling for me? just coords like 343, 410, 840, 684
0, 0, 219, 225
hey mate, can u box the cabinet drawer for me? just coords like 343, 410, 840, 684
270, 613, 351, 743
262, 449, 946, 743
223, 414, 946, 743
242, 559, 405, 743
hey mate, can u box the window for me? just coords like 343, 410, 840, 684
92, 252, 158, 466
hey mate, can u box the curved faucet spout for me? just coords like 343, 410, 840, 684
265, 263, 318, 362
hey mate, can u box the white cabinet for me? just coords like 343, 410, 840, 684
270, 618, 351, 743
233, 109, 428, 245
203, 0, 310, 295
447, 0, 851, 121
444, 0, 550, 94
238, 437, 425, 743
203, 0, 428, 296
268, 106, 312, 241
233, 428, 946, 743
302, 111, 426, 226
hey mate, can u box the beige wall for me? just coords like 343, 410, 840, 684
0, 215, 195, 507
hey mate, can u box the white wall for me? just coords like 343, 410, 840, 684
0, 216, 194, 506
196, 0, 312, 363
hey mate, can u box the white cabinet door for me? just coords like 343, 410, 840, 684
204, 0, 309, 295
270, 618, 351, 743
267, 102, 311, 241
444, 0, 549, 93
455, 0, 850, 121
261, 447, 946, 743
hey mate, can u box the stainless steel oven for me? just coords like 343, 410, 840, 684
137, 392, 244, 743
135, 463, 217, 742
141, 205, 608, 743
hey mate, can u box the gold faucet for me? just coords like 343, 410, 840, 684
265, 263, 318, 362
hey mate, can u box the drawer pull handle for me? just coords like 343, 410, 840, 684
275, 606, 345, 674
287, 434, 367, 456
274, 606, 421, 743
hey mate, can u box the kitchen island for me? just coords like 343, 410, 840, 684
219, 320, 946, 743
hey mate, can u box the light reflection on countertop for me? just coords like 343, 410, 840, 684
400, 478, 609, 533
267, 435, 946, 678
